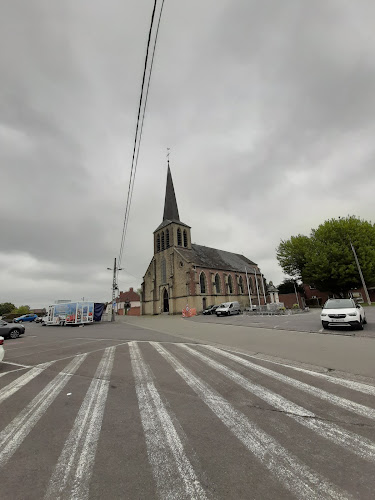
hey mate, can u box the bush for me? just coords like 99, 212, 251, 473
292, 303, 299, 309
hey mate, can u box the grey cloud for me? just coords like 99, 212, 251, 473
1, 0, 375, 307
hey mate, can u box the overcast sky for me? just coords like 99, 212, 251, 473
1, 0, 375, 308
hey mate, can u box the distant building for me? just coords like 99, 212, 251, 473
116, 288, 141, 316
142, 164, 267, 315
303, 284, 375, 306
30, 308, 46, 315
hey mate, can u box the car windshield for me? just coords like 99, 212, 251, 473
323, 299, 355, 309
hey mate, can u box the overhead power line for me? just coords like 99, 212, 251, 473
118, 0, 165, 270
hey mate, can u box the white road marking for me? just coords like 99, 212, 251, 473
0, 354, 86, 468
0, 361, 55, 405
0, 361, 31, 367
45, 347, 115, 500
152, 342, 350, 500
0, 367, 28, 378
4, 338, 86, 351
204, 346, 375, 421
8, 339, 109, 359
181, 345, 375, 462
264, 361, 375, 397
130, 342, 207, 500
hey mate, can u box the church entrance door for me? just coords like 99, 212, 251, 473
163, 288, 169, 313
202, 297, 207, 310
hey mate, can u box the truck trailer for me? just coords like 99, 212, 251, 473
44, 302, 105, 326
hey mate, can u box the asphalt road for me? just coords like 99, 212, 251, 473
1, 320, 375, 499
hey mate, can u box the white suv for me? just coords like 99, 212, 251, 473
0, 337, 4, 362
321, 298, 366, 330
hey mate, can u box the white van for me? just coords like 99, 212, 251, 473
216, 301, 241, 316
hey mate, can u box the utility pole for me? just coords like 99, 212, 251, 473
107, 258, 122, 322
350, 241, 371, 306
112, 258, 117, 322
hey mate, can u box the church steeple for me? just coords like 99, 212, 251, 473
153, 161, 191, 254
163, 164, 180, 222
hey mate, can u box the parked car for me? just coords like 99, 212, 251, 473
0, 337, 4, 362
202, 305, 219, 315
320, 298, 366, 330
0, 320, 26, 339
216, 301, 241, 316
40, 314, 49, 326
14, 314, 38, 323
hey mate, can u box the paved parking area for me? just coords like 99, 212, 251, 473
191, 307, 375, 338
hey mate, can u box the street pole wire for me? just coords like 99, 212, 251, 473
118, 0, 165, 272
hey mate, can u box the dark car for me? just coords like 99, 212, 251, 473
14, 313, 38, 323
0, 320, 25, 339
202, 305, 219, 315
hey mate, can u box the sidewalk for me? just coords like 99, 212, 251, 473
117, 315, 375, 378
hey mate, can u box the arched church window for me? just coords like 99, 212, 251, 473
215, 273, 221, 294
157, 234, 160, 252
166, 229, 170, 248
177, 228, 182, 246
161, 258, 166, 283
183, 229, 188, 247
228, 274, 233, 294
238, 276, 244, 294
161, 231, 165, 250
199, 272, 207, 294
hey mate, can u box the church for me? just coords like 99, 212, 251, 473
141, 165, 267, 315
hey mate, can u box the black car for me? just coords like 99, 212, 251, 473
0, 320, 25, 339
202, 305, 219, 315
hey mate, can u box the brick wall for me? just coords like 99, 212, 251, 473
278, 292, 305, 309
128, 307, 140, 316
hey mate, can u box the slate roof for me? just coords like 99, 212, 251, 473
163, 165, 180, 222
177, 244, 258, 273
154, 219, 190, 232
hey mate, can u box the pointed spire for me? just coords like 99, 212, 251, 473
163, 165, 180, 222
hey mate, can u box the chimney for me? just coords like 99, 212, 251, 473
130, 287, 133, 292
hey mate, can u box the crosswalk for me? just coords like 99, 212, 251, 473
0, 341, 374, 499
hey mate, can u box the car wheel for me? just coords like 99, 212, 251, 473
357, 317, 364, 330
363, 316, 367, 325
322, 321, 329, 330
9, 329, 20, 339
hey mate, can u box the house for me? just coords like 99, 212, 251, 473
303, 284, 375, 306
141, 164, 267, 315
116, 288, 141, 316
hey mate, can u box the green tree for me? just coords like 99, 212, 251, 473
277, 279, 303, 295
276, 216, 375, 295
276, 235, 311, 280
0, 302, 16, 315
15, 305, 31, 315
